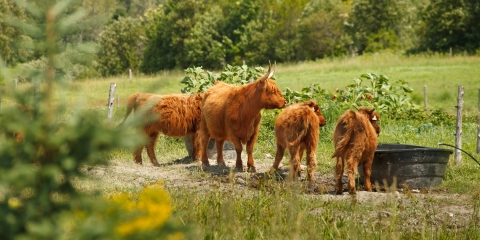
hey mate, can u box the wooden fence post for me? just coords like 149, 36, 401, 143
477, 89, 480, 154
107, 83, 116, 121
424, 85, 427, 111
129, 69, 132, 79
454, 86, 464, 165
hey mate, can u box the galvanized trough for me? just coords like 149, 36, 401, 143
359, 143, 453, 189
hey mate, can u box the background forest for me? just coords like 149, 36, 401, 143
1, 0, 480, 80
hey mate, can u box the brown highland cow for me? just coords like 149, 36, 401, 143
332, 108, 380, 194
198, 61, 286, 172
271, 100, 327, 181
119, 93, 203, 166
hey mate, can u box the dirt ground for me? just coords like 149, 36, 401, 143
84, 154, 478, 231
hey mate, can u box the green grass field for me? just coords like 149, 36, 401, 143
3, 53, 480, 239
27, 52, 478, 116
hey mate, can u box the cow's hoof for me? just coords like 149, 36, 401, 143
201, 163, 210, 169
247, 167, 256, 173
234, 167, 244, 172
153, 163, 160, 167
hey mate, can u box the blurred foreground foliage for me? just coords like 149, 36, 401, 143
0, 0, 188, 239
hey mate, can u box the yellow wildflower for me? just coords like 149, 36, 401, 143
115, 181, 174, 237
8, 197, 22, 209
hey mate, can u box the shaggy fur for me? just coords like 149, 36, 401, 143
332, 108, 380, 194
120, 93, 203, 166
198, 62, 286, 172
271, 100, 327, 181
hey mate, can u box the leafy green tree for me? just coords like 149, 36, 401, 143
141, 0, 209, 72
268, 0, 310, 62
237, 19, 276, 65
0, 0, 30, 65
416, 0, 480, 53
97, 16, 144, 76
121, 0, 166, 17
184, 6, 225, 69
79, 0, 119, 43
1, 0, 189, 238
346, 0, 408, 54
0, 0, 146, 238
295, 0, 351, 60
219, 0, 260, 65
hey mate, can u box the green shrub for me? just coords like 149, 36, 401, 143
180, 64, 266, 94
0, 1, 188, 239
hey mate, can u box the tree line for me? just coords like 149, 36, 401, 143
1, 0, 479, 79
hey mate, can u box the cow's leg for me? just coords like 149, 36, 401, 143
346, 152, 361, 195
362, 152, 375, 192
297, 144, 306, 178
272, 143, 286, 171
288, 146, 300, 181
229, 139, 244, 171
246, 126, 260, 173
145, 132, 160, 166
305, 143, 317, 182
191, 132, 201, 162
133, 146, 143, 165
215, 139, 226, 166
199, 122, 211, 168
335, 156, 344, 195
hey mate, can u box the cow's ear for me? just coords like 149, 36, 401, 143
368, 108, 375, 114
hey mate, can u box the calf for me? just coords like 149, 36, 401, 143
332, 108, 380, 194
271, 100, 327, 181
119, 93, 203, 166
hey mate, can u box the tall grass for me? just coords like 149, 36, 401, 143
166, 177, 480, 239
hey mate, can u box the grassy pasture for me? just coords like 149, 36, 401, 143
276, 53, 480, 114
4, 53, 480, 239
76, 53, 480, 239
19, 52, 477, 116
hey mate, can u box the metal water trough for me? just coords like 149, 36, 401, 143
359, 143, 453, 189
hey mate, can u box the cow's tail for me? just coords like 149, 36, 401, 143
331, 111, 355, 158
117, 93, 140, 127
288, 129, 307, 147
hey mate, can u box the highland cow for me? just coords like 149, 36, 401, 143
119, 93, 203, 166
332, 108, 380, 194
271, 100, 327, 181
198, 61, 286, 172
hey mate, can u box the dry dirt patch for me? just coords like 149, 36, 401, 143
83, 156, 477, 230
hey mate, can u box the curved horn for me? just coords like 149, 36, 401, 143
267, 61, 276, 78
259, 61, 273, 82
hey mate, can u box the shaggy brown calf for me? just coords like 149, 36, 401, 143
332, 108, 380, 194
198, 61, 286, 172
271, 100, 327, 181
120, 93, 203, 166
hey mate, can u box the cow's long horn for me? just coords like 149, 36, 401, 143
259, 61, 272, 82
268, 61, 276, 78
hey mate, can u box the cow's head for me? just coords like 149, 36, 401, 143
356, 107, 381, 135
305, 100, 326, 127
257, 61, 286, 109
